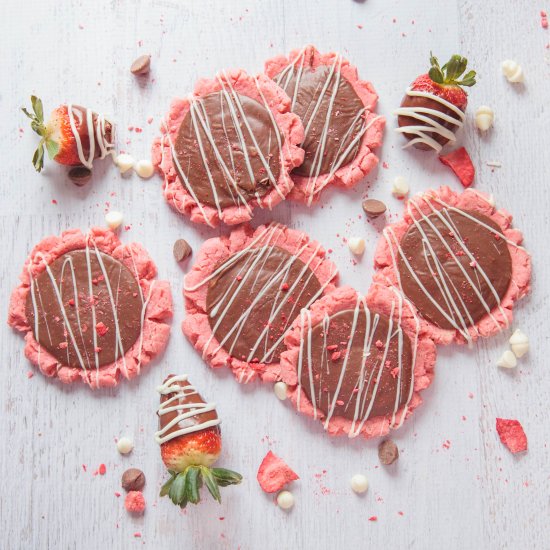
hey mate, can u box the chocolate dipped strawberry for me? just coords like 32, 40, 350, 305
155, 374, 242, 508
22, 95, 114, 172
395, 53, 476, 152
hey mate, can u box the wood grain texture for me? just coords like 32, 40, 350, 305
1, 1, 548, 549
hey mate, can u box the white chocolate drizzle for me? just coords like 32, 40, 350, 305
394, 88, 465, 153
185, 223, 338, 363
383, 194, 525, 344
275, 49, 382, 205
67, 104, 114, 169
161, 72, 286, 225
154, 375, 221, 445
296, 291, 418, 438
27, 234, 152, 386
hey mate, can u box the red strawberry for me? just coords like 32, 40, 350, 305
157, 375, 242, 509
397, 53, 476, 151
22, 96, 114, 172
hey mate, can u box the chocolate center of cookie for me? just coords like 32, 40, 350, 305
25, 249, 143, 369
174, 91, 282, 209
299, 306, 413, 422
397, 208, 512, 330
275, 62, 365, 176
206, 246, 323, 364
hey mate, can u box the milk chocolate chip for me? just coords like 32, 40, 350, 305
173, 239, 192, 262
131, 55, 151, 76
362, 198, 387, 218
378, 439, 399, 465
68, 166, 92, 187
121, 468, 146, 491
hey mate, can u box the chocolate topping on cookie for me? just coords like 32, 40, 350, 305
173, 91, 282, 209
298, 304, 413, 423
275, 56, 366, 177
397, 208, 512, 330
206, 246, 323, 364
25, 249, 143, 368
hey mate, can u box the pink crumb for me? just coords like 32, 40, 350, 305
98, 463, 106, 475
133, 532, 142, 538
541, 11, 548, 28
369, 516, 378, 522
125, 491, 146, 514
26, 371, 34, 379
114, 492, 121, 498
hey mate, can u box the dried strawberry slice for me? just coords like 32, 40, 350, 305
496, 418, 528, 453
439, 147, 475, 188
257, 451, 299, 493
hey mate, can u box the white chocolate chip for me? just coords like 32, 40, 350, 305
497, 349, 517, 369
116, 437, 134, 455
475, 105, 495, 131
350, 474, 369, 494
509, 329, 529, 358
105, 210, 124, 230
115, 153, 135, 174
277, 490, 294, 510
274, 381, 288, 401
501, 60, 524, 83
348, 237, 366, 255
135, 159, 155, 179
391, 176, 409, 198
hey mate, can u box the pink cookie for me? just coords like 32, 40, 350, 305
373, 187, 531, 345
151, 69, 304, 227
280, 286, 436, 439
183, 223, 338, 383
8, 228, 172, 389
265, 45, 385, 205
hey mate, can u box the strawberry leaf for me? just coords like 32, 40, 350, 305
428, 67, 444, 84
185, 467, 201, 505
160, 471, 177, 497
211, 468, 243, 487
169, 471, 187, 506
21, 107, 35, 120
45, 139, 59, 160
32, 144, 45, 172
201, 467, 221, 503
31, 95, 44, 122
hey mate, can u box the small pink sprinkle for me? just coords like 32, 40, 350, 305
82, 464, 87, 472
51, 199, 57, 205
541, 10, 548, 28
368, 516, 378, 522
114, 492, 121, 498
398, 511, 404, 516
147, 117, 154, 124
442, 440, 451, 450
98, 463, 106, 475
134, 532, 142, 538
357, 24, 363, 29
26, 371, 34, 379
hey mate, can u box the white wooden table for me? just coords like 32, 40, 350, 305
1, 1, 548, 549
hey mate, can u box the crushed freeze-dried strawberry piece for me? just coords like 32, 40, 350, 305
257, 451, 299, 493
439, 147, 475, 188
98, 463, 107, 475
368, 516, 378, 521
496, 418, 528, 453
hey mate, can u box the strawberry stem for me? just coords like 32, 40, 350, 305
428, 52, 476, 87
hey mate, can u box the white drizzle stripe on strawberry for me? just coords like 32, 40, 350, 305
27, 234, 153, 382
67, 104, 114, 169
184, 223, 338, 363
295, 292, 418, 438
394, 89, 465, 152
154, 375, 221, 445
382, 194, 526, 344
275, 49, 382, 205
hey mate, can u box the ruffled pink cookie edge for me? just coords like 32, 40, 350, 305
182, 223, 339, 384
7, 227, 173, 389
264, 45, 386, 205
372, 186, 532, 346
151, 68, 305, 227
279, 285, 436, 440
